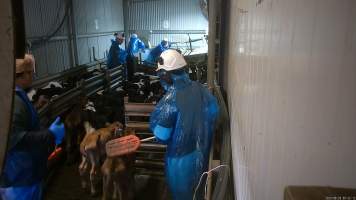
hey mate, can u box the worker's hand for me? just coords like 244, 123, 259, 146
48, 117, 65, 145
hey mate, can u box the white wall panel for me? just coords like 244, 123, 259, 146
224, 0, 356, 199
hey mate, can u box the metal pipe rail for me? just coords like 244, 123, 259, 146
110, 77, 122, 85
125, 103, 155, 113
134, 169, 165, 177
38, 87, 81, 118
84, 73, 105, 84
126, 122, 150, 132
35, 59, 124, 123
106, 65, 124, 90
32, 59, 106, 89
139, 143, 166, 151
135, 160, 165, 169
32, 66, 86, 89
107, 65, 122, 74
84, 78, 104, 90
110, 81, 122, 90
135, 132, 154, 137
110, 71, 122, 80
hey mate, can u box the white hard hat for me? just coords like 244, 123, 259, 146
156, 50, 187, 71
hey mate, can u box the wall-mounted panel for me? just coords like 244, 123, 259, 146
23, 0, 124, 78
128, 0, 207, 31
78, 37, 90, 65
32, 45, 48, 78
24, 0, 68, 38
23, 0, 43, 38
46, 41, 63, 74
98, 35, 112, 59
73, 0, 88, 34
74, 0, 124, 34
127, 0, 208, 46
224, 0, 356, 199
110, 0, 125, 32
87, 37, 99, 60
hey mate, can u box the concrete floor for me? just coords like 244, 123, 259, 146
44, 162, 171, 200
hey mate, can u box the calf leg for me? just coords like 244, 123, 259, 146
113, 180, 122, 200
102, 157, 114, 200
78, 156, 88, 189
88, 151, 100, 196
102, 172, 113, 200
117, 172, 133, 200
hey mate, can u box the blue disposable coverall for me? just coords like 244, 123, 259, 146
144, 41, 169, 67
0, 86, 56, 200
150, 71, 219, 200
107, 39, 127, 69
127, 35, 145, 57
126, 35, 145, 80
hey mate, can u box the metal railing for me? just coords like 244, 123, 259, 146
34, 60, 124, 124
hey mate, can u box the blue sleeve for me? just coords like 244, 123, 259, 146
138, 39, 146, 49
155, 104, 177, 128
150, 96, 178, 132
153, 125, 173, 143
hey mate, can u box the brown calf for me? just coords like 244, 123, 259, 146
79, 121, 123, 196
101, 128, 136, 200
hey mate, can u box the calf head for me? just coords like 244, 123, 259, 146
105, 121, 124, 138
106, 121, 124, 132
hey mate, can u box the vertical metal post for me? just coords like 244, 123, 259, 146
68, 0, 79, 66
207, 0, 218, 199
123, 0, 130, 47
0, 0, 16, 173
207, 0, 217, 88
12, 0, 26, 58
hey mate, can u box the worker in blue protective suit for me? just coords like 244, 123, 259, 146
107, 32, 128, 80
126, 33, 146, 81
0, 54, 65, 200
144, 38, 170, 67
107, 32, 127, 69
150, 50, 219, 200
